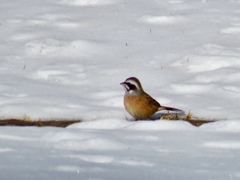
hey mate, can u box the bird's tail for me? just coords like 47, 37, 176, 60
158, 106, 184, 112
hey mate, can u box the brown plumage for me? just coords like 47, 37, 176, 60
120, 77, 183, 120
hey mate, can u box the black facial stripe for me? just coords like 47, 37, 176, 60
125, 82, 137, 91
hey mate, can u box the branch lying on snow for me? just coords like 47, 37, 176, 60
0, 119, 81, 128
0, 113, 217, 128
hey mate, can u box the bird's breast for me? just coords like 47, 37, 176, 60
124, 95, 159, 120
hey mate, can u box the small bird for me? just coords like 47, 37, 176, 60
120, 77, 183, 120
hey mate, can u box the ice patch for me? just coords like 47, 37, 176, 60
3, 93, 27, 98
140, 15, 182, 24
59, 0, 115, 6
119, 160, 154, 167
203, 141, 240, 149
221, 27, 240, 35
55, 165, 83, 173
167, 0, 185, 4
0, 148, 13, 153
68, 154, 114, 164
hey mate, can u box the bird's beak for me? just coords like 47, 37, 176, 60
120, 82, 126, 86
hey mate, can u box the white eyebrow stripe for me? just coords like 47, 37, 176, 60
126, 80, 140, 90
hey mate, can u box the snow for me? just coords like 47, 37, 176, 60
1, 119, 240, 180
0, 0, 240, 179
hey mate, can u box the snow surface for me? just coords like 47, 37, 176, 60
0, 0, 240, 179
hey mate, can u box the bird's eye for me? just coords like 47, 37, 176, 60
126, 82, 136, 91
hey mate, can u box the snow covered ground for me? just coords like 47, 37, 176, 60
1, 119, 240, 180
0, 0, 240, 179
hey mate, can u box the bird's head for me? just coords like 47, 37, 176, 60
120, 77, 144, 95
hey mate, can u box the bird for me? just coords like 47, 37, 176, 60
120, 77, 183, 120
